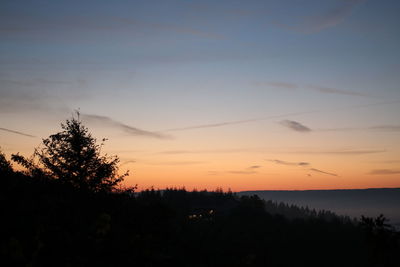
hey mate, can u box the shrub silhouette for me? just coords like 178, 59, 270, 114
11, 113, 127, 192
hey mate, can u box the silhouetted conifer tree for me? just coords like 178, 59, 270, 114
12, 113, 127, 192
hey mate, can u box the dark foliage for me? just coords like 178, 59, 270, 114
0, 149, 13, 175
360, 215, 400, 265
10, 115, 127, 192
1, 167, 399, 267
264, 199, 354, 222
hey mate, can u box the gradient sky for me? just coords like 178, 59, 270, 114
1, 0, 400, 191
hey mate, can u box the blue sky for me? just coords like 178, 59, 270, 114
1, 0, 400, 190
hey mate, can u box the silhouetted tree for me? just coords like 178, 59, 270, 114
360, 214, 399, 266
0, 148, 13, 175
12, 113, 127, 192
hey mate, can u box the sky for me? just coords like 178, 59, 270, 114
1, 0, 400, 191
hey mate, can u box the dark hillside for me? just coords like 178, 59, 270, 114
239, 189, 400, 228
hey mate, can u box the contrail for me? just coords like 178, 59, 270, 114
163, 99, 400, 132
164, 111, 316, 132
310, 168, 338, 177
81, 113, 172, 139
0, 127, 36, 138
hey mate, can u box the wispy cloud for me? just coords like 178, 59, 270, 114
368, 125, 400, 131
157, 148, 386, 156
268, 158, 337, 177
371, 160, 400, 164
189, 3, 268, 18
280, 120, 312, 132
0, 77, 85, 113
115, 17, 225, 40
302, 0, 365, 33
143, 161, 206, 166
257, 81, 369, 97
208, 165, 260, 176
159, 149, 241, 155
209, 170, 257, 175
120, 159, 206, 167
369, 169, 400, 175
318, 124, 400, 132
162, 98, 399, 134
268, 159, 310, 166
81, 113, 171, 139
0, 127, 36, 138
307, 85, 368, 97
227, 170, 257, 175
157, 150, 194, 155
291, 149, 386, 155
164, 111, 313, 132
310, 168, 338, 177
275, 0, 366, 34
1, 14, 224, 41
120, 160, 136, 167
0, 78, 86, 87
158, 148, 262, 155
349, 99, 400, 109
248, 165, 261, 169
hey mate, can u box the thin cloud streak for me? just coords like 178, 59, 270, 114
162, 99, 399, 134
120, 159, 206, 166
275, 0, 365, 34
115, 17, 225, 40
310, 168, 338, 177
268, 158, 337, 177
280, 120, 312, 132
227, 170, 257, 175
308, 85, 368, 97
347, 99, 400, 109
164, 111, 314, 132
318, 125, 400, 132
81, 113, 171, 139
143, 161, 206, 166
157, 148, 255, 155
0, 127, 36, 138
207, 170, 257, 176
1, 14, 224, 40
248, 165, 261, 169
290, 149, 386, 155
157, 148, 385, 156
369, 125, 400, 131
369, 169, 400, 175
268, 159, 309, 166
258, 81, 370, 97
373, 160, 400, 164
120, 160, 136, 167
0, 78, 86, 87
0, 77, 86, 114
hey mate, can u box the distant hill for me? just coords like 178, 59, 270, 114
239, 188, 400, 228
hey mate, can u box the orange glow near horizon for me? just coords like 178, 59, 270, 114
115, 148, 400, 191
2, 122, 400, 192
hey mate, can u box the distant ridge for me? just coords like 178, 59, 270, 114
239, 188, 400, 228
241, 187, 400, 192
